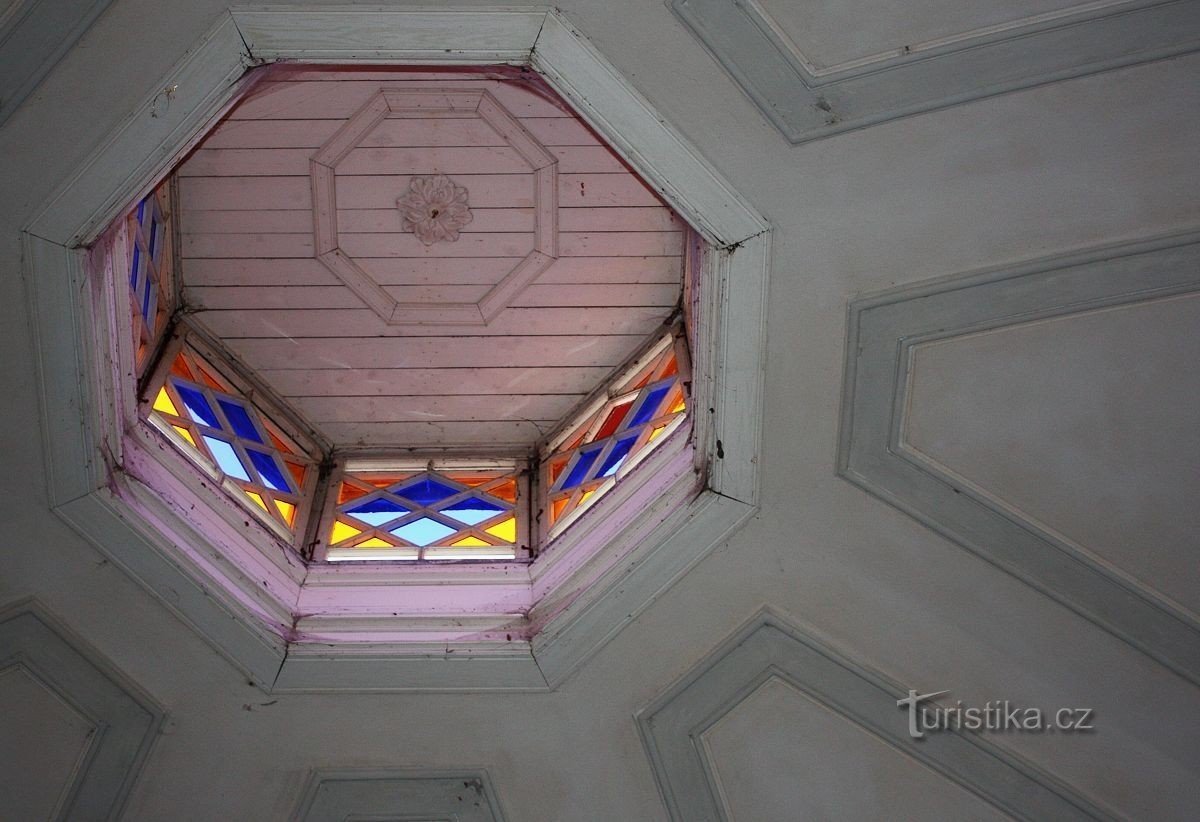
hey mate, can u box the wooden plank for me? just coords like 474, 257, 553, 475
188, 283, 678, 310
339, 232, 536, 259
258, 366, 614, 397
336, 173, 534, 209
223, 334, 648, 369
183, 206, 536, 234
181, 172, 659, 210
559, 231, 682, 257
182, 231, 539, 259
559, 207, 682, 232
194, 305, 674, 338
228, 80, 571, 120
180, 176, 311, 210
182, 255, 683, 287
197, 115, 605, 149
314, 420, 553, 447
292, 393, 582, 423
183, 230, 678, 259
181, 146, 550, 177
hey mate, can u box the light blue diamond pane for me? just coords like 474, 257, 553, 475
441, 497, 505, 525
391, 517, 457, 547
351, 511, 404, 527
202, 436, 250, 481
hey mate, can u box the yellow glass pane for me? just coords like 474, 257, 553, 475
153, 387, 179, 416
330, 520, 362, 544
578, 489, 595, 505
485, 516, 516, 542
451, 536, 491, 547
244, 490, 269, 512
648, 424, 668, 442
669, 396, 686, 414
275, 499, 296, 527
356, 537, 393, 548
171, 425, 197, 447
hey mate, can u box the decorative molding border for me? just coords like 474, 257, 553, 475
0, 0, 117, 127
292, 769, 506, 822
23, 7, 769, 691
309, 88, 557, 325
0, 599, 164, 821
669, 0, 1200, 143
838, 231, 1200, 685
637, 610, 1115, 821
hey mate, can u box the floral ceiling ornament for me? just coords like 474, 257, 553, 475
397, 173, 473, 245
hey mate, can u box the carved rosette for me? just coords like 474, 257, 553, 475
397, 174, 473, 245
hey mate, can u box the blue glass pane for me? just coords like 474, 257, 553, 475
218, 399, 263, 443
599, 434, 639, 477
136, 198, 147, 224
394, 476, 459, 505
147, 279, 160, 325
129, 244, 141, 290
629, 384, 671, 428
175, 384, 220, 428
346, 497, 409, 527
141, 275, 154, 321
247, 449, 290, 493
202, 436, 250, 481
391, 517, 456, 547
561, 447, 602, 490
441, 496, 505, 526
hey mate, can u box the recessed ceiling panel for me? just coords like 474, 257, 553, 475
178, 67, 684, 449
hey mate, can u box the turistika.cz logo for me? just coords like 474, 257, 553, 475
897, 690, 1095, 739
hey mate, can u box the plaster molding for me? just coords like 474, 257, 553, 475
0, 599, 165, 821
293, 769, 506, 822
838, 231, 1200, 685
23, 7, 769, 691
637, 609, 1115, 821
669, 0, 1200, 143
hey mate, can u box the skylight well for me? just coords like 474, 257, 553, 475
109, 67, 695, 567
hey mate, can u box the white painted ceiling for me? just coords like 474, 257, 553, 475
178, 68, 683, 449
1, 1, 1198, 820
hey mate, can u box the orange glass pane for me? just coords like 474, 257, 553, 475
170, 354, 194, 381
454, 476, 491, 487
549, 457, 568, 483
196, 363, 225, 391
364, 476, 400, 488
659, 353, 678, 379
563, 425, 588, 452
489, 478, 517, 503
669, 396, 686, 414
338, 482, 368, 505
268, 429, 294, 455
551, 497, 569, 523
286, 461, 307, 488
594, 402, 631, 440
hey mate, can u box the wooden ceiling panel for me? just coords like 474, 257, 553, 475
177, 68, 684, 450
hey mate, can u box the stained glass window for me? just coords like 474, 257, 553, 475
146, 345, 316, 541
127, 185, 173, 375
319, 462, 525, 561
542, 332, 688, 535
